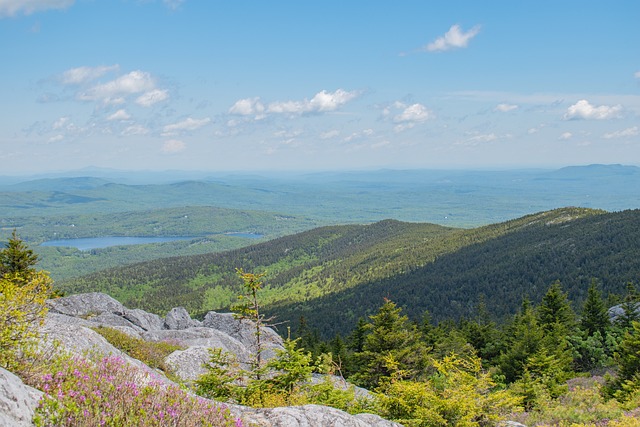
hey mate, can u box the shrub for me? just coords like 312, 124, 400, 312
33, 355, 243, 427
0, 271, 52, 370
375, 354, 521, 427
91, 326, 183, 375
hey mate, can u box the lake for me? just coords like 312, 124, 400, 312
40, 233, 263, 251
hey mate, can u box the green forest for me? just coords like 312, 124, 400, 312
58, 207, 640, 339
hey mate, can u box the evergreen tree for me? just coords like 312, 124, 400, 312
0, 230, 39, 279
351, 299, 427, 389
580, 279, 610, 337
537, 280, 576, 336
499, 299, 545, 383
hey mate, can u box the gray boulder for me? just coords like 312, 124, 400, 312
47, 292, 126, 318
124, 308, 165, 331
203, 311, 283, 360
165, 346, 215, 381
0, 367, 43, 427
231, 404, 403, 427
165, 307, 202, 330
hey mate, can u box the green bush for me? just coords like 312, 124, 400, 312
91, 326, 183, 375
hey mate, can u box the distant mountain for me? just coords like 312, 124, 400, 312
5, 177, 113, 192
59, 207, 640, 337
542, 164, 640, 180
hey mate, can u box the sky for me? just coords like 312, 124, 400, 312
1, 0, 639, 174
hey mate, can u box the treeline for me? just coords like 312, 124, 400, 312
294, 280, 640, 415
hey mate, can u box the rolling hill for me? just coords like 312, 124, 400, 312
57, 207, 640, 337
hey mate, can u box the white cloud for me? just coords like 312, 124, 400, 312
162, 117, 211, 135
229, 97, 265, 116
603, 126, 639, 139
78, 71, 156, 103
426, 24, 481, 52
0, 0, 74, 17
307, 89, 358, 112
564, 99, 622, 120
494, 103, 518, 112
229, 89, 359, 119
48, 134, 64, 143
394, 103, 432, 123
162, 139, 186, 153
52, 116, 70, 130
559, 132, 573, 140
635, 71, 640, 79
107, 109, 130, 121
136, 89, 169, 107
60, 65, 119, 85
467, 133, 497, 144
122, 124, 149, 136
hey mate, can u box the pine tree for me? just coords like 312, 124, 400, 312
537, 280, 576, 336
0, 230, 39, 279
580, 279, 610, 337
351, 299, 427, 389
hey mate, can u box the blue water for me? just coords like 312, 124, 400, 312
40, 236, 194, 251
40, 233, 263, 251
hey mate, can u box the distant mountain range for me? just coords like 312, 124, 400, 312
3, 164, 640, 227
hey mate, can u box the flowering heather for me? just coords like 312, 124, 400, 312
33, 355, 243, 427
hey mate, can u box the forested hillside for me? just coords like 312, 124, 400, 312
58, 207, 640, 337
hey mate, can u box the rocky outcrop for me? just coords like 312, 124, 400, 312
0, 368, 43, 427
21, 293, 399, 426
231, 404, 403, 427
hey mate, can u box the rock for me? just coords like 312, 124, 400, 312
165, 346, 214, 381
0, 367, 43, 427
203, 311, 283, 360
47, 292, 126, 318
123, 308, 165, 331
164, 307, 202, 330
230, 404, 403, 427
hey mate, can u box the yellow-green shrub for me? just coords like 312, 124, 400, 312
0, 271, 52, 370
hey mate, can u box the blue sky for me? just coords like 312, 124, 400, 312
1, 0, 639, 174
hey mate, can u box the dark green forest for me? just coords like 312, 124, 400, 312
58, 207, 640, 338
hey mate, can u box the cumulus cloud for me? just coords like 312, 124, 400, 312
384, 102, 433, 132
60, 65, 119, 85
107, 109, 130, 121
136, 89, 168, 107
494, 103, 518, 112
229, 97, 265, 116
0, 0, 74, 17
78, 71, 156, 103
603, 126, 639, 139
162, 117, 211, 135
52, 116, 70, 130
564, 99, 622, 120
229, 89, 359, 119
559, 132, 573, 140
268, 89, 359, 114
162, 139, 186, 153
394, 103, 432, 123
425, 24, 481, 52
